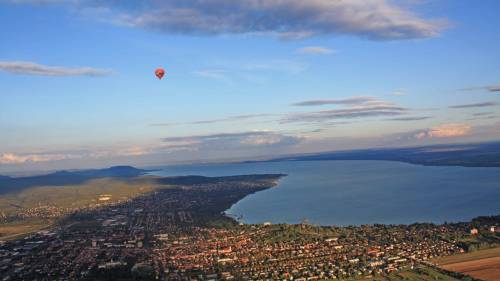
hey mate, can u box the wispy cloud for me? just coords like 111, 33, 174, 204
0, 144, 189, 165
473, 112, 494, 117
388, 116, 431, 121
0, 152, 78, 164
292, 96, 376, 106
189, 114, 276, 125
0, 61, 112, 77
297, 46, 335, 55
193, 59, 307, 84
150, 123, 176, 127
460, 85, 500, 93
150, 114, 276, 127
283, 106, 407, 123
12, 0, 445, 40
193, 69, 227, 79
111, 0, 445, 40
286, 96, 409, 123
490, 86, 500, 92
242, 60, 307, 75
449, 102, 498, 109
391, 91, 407, 96
162, 131, 303, 149
466, 115, 498, 121
0, 130, 304, 167
3, 0, 72, 4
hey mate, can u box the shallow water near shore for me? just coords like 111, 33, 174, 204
151, 160, 500, 226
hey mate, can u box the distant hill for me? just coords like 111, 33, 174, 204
0, 166, 150, 194
257, 141, 500, 168
70, 166, 150, 178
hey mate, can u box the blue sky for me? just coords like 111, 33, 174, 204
1, 0, 499, 172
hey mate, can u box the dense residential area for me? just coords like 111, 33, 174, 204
0, 174, 498, 281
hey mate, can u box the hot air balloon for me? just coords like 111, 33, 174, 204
155, 68, 165, 80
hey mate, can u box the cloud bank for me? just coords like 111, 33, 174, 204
93, 0, 445, 40
3, 1, 446, 42
0, 61, 112, 77
162, 131, 303, 149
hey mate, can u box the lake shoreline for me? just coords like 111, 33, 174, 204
153, 160, 500, 226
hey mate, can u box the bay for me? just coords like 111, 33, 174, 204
151, 160, 500, 226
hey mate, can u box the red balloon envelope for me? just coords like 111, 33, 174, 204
155, 68, 165, 80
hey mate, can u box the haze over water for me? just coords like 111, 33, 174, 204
152, 160, 500, 226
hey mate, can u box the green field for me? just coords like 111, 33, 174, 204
0, 177, 164, 215
0, 218, 53, 240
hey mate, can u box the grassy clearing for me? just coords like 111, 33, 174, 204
0, 218, 52, 240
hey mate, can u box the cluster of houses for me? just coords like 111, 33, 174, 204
150, 223, 474, 280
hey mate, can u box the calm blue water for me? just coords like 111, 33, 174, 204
151, 160, 500, 226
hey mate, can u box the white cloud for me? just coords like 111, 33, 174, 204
0, 153, 78, 164
242, 60, 307, 74
391, 91, 407, 96
0, 61, 113, 77
415, 123, 471, 139
0, 146, 155, 165
114, 0, 445, 40
193, 69, 227, 79
9, 0, 444, 40
298, 46, 335, 55
162, 131, 304, 149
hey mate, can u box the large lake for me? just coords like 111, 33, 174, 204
151, 160, 500, 226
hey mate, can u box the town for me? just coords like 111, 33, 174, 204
0, 174, 498, 281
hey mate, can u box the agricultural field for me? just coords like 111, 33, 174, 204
433, 247, 500, 281
357, 266, 467, 281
